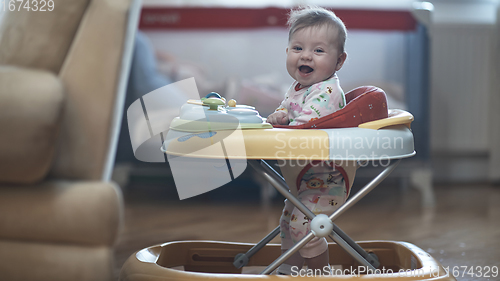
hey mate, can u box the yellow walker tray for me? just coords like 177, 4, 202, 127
121, 89, 456, 281
162, 108, 415, 161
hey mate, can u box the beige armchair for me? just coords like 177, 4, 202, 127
0, 0, 140, 280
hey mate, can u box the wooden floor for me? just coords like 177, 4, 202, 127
114, 171, 500, 280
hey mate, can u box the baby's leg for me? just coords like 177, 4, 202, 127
288, 195, 329, 270
278, 200, 304, 274
277, 250, 304, 275
304, 248, 329, 271
289, 211, 328, 271
292, 187, 347, 271
307, 183, 347, 271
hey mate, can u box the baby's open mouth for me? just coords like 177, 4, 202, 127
299, 65, 313, 74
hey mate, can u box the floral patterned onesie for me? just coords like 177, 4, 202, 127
275, 74, 346, 125
276, 74, 349, 258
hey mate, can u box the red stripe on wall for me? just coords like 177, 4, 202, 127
139, 7, 417, 31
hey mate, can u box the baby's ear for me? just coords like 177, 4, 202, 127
335, 52, 347, 71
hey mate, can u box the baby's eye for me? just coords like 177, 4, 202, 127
315, 49, 324, 53
292, 46, 302, 51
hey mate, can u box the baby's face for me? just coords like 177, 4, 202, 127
286, 25, 344, 87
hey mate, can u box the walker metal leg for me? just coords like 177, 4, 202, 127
257, 161, 378, 266
251, 160, 378, 274
233, 226, 280, 268
250, 160, 400, 275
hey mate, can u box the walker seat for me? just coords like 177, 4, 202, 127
121, 86, 455, 281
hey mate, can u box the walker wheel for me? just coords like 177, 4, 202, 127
310, 214, 333, 237
233, 253, 249, 269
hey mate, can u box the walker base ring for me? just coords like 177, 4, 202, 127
120, 240, 456, 280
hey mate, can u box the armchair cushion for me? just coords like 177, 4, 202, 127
0, 241, 114, 281
0, 66, 64, 184
0, 180, 123, 246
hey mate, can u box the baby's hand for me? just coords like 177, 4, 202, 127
267, 111, 289, 125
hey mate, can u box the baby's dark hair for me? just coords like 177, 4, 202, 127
287, 6, 347, 54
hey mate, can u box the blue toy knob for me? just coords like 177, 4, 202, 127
205, 92, 222, 99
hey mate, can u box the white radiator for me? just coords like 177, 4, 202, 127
426, 1, 499, 182
430, 24, 496, 153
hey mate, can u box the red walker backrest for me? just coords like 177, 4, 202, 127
273, 85, 388, 129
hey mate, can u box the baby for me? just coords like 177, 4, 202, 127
266, 6, 348, 274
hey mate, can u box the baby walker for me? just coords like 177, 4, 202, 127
120, 86, 455, 281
